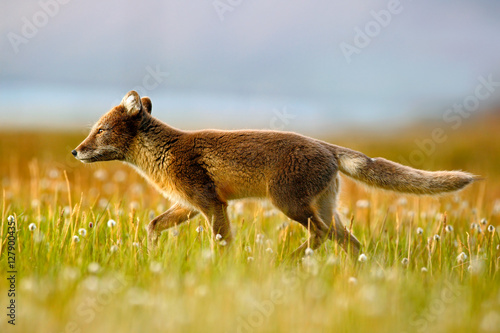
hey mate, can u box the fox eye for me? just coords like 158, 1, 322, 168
97, 128, 105, 134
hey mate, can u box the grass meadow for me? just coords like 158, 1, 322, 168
1, 116, 500, 333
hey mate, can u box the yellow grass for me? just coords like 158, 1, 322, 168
0, 116, 499, 333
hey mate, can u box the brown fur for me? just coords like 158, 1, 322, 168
73, 91, 478, 257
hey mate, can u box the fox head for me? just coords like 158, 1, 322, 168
72, 91, 152, 163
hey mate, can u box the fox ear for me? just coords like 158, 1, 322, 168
121, 91, 142, 115
141, 97, 152, 114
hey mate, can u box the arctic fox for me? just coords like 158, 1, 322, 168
72, 91, 477, 256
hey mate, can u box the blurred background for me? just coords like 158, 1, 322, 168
1, 0, 500, 134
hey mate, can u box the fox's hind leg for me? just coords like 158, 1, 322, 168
332, 212, 361, 257
283, 206, 329, 258
269, 174, 334, 257
315, 175, 361, 256
269, 194, 329, 257
147, 203, 199, 251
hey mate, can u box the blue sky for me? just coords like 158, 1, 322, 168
1, 0, 500, 133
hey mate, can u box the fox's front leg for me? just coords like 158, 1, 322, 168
208, 204, 233, 244
147, 203, 199, 251
197, 201, 233, 245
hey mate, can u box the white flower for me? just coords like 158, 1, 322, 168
263, 210, 277, 218
416, 227, 424, 235
98, 198, 109, 209
94, 169, 108, 181
107, 219, 116, 228
132, 242, 140, 248
326, 255, 339, 266
196, 226, 203, 233
401, 258, 409, 266
348, 277, 358, 285
445, 225, 454, 233
34, 232, 44, 243
265, 247, 273, 254
88, 262, 100, 274
305, 248, 314, 256
149, 261, 162, 273
457, 252, 468, 263
247, 256, 254, 262
356, 199, 370, 208
215, 234, 222, 241
245, 246, 252, 253
301, 256, 319, 275
397, 197, 408, 206
233, 201, 245, 216
256, 233, 265, 244
78, 228, 87, 237
487, 225, 496, 233
433, 234, 441, 241
494, 200, 500, 215
480, 310, 500, 332
202, 249, 213, 260
8, 215, 15, 223
470, 222, 479, 230
421, 267, 428, 273
358, 253, 368, 262
72, 235, 80, 243
63, 206, 71, 216
480, 218, 488, 225
62, 267, 78, 281
110, 245, 119, 253
219, 240, 227, 246
276, 222, 290, 231
113, 170, 127, 183
28, 223, 36, 231
468, 259, 484, 275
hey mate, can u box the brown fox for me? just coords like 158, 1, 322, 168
72, 91, 478, 256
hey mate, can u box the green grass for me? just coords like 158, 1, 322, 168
0, 120, 499, 333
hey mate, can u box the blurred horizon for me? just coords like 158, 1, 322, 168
2, 0, 500, 134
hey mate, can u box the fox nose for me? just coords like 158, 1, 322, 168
71, 149, 77, 157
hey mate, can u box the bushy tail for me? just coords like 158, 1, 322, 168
331, 145, 478, 195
